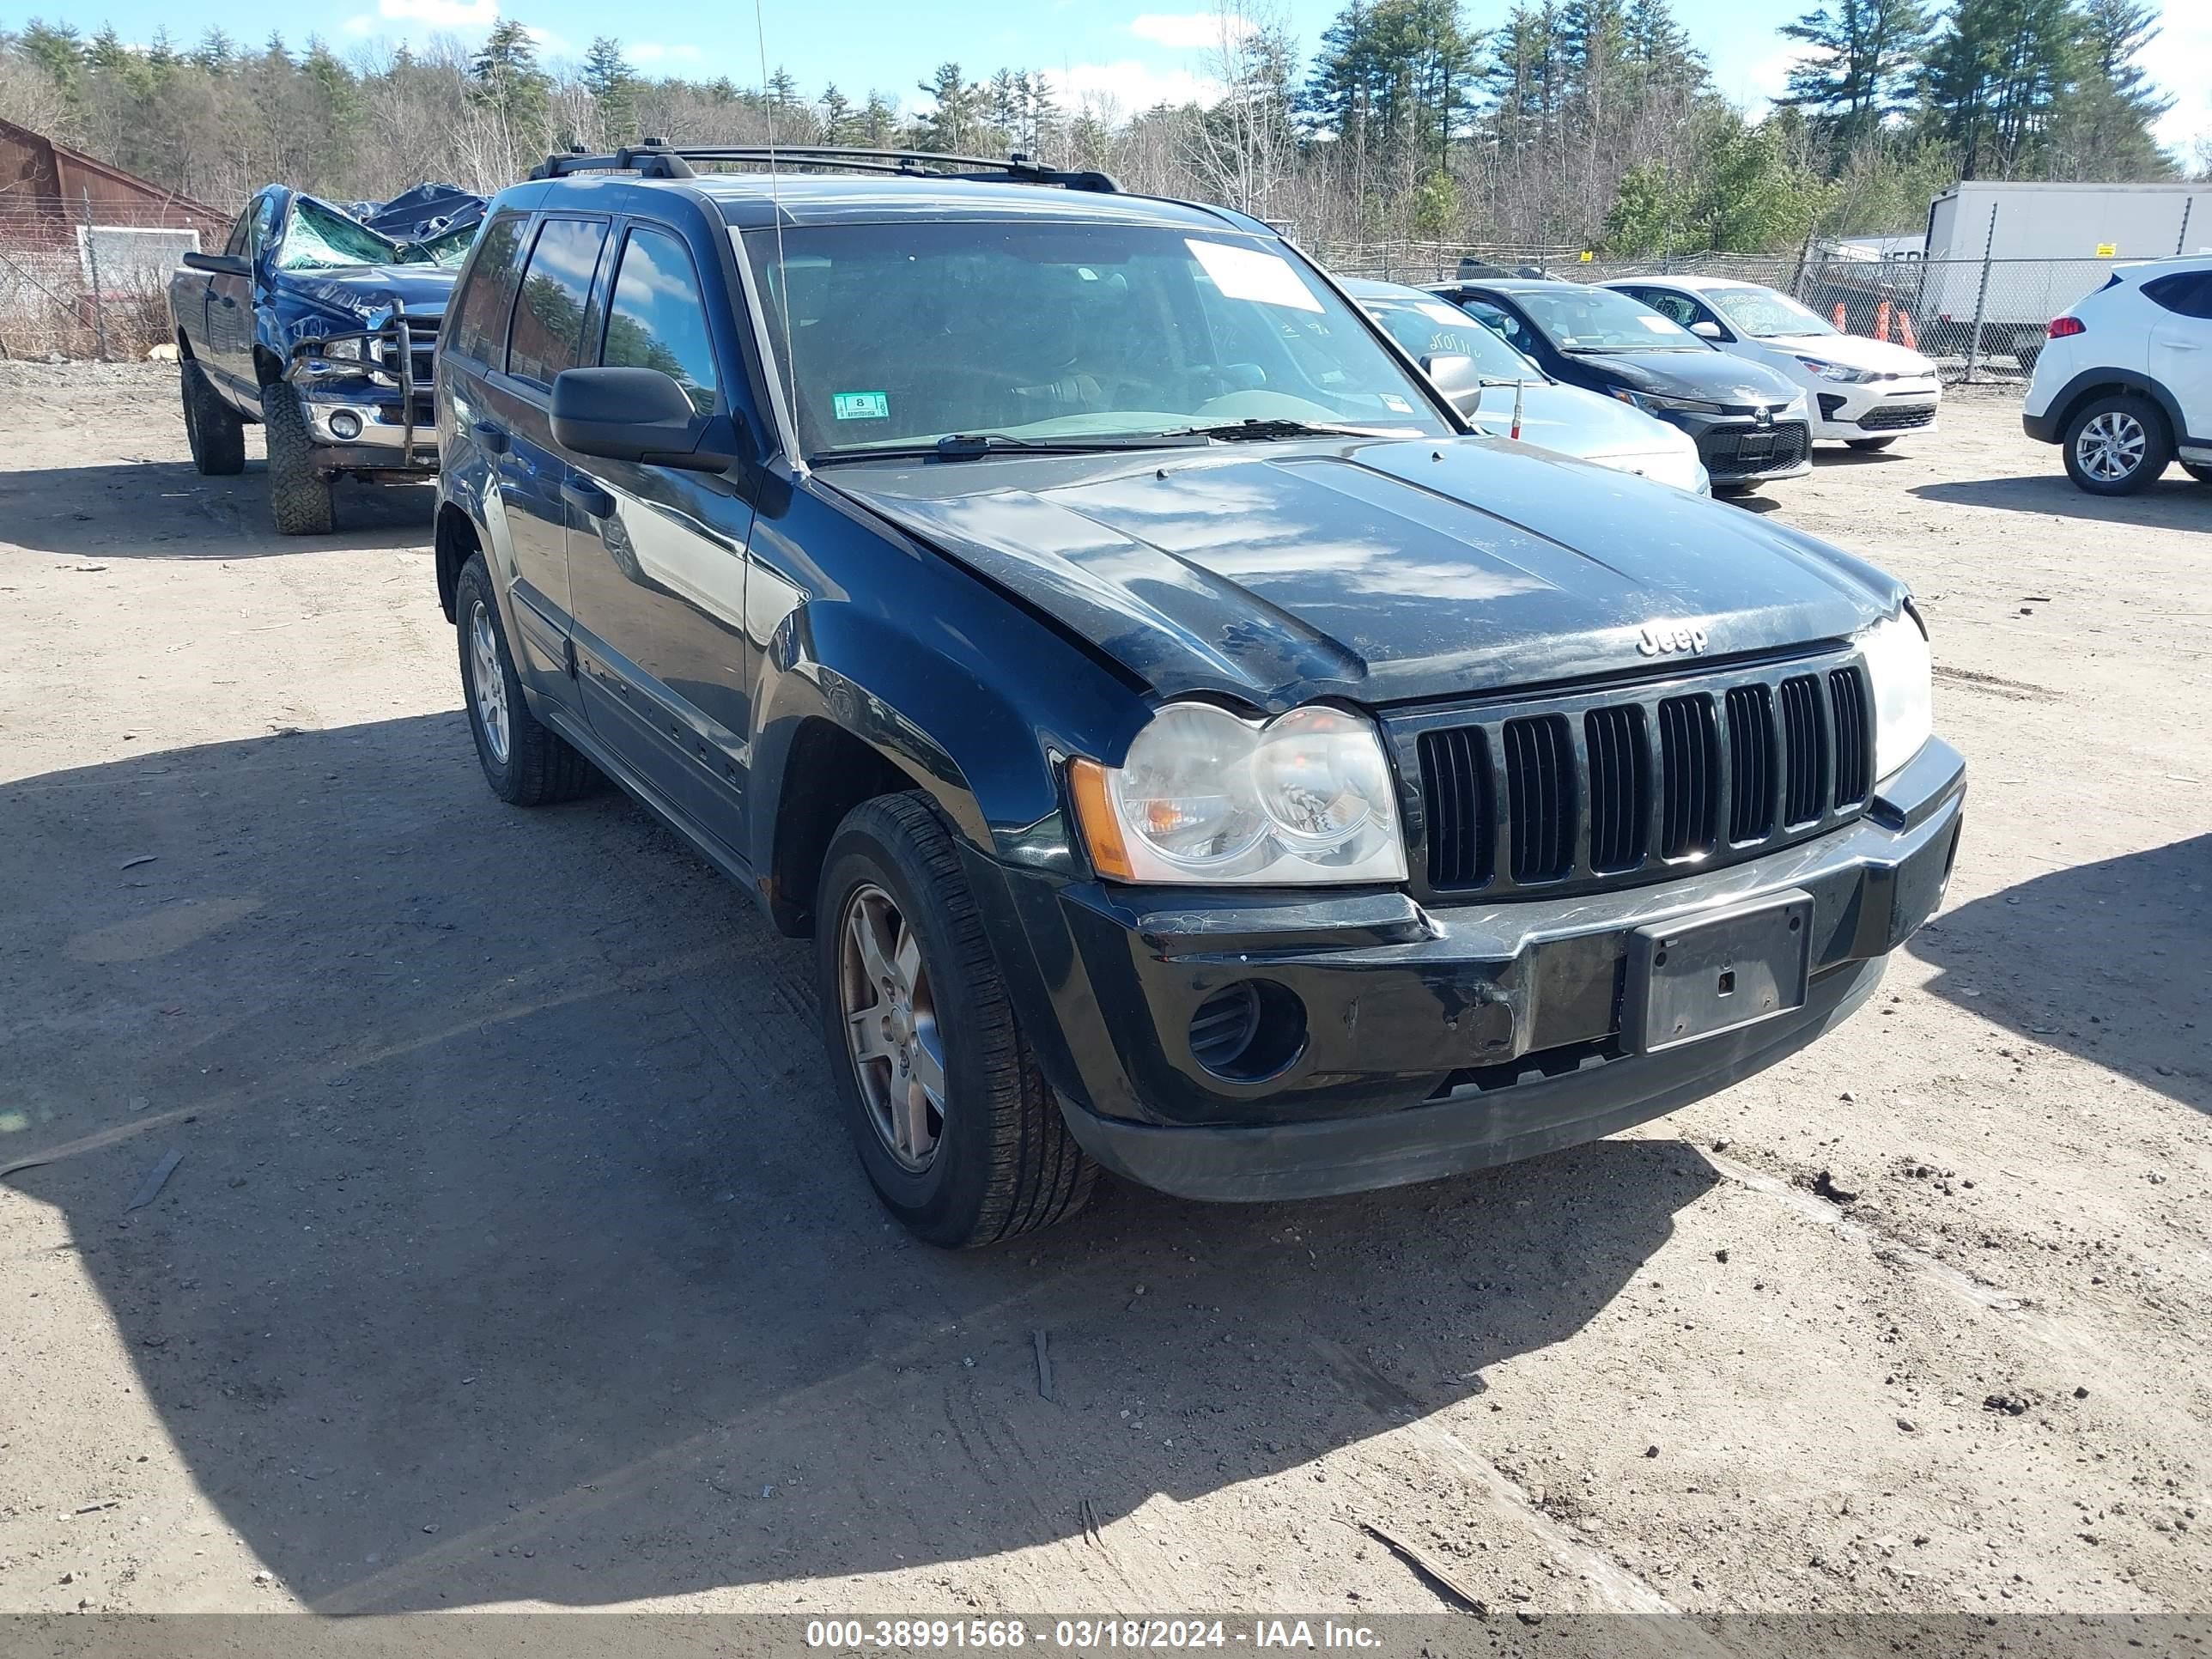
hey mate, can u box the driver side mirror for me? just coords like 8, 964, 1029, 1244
183, 251, 251, 278
1689, 319, 1725, 341
550, 367, 745, 472
1419, 351, 1483, 410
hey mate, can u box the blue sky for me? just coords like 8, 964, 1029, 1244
36, 0, 2212, 155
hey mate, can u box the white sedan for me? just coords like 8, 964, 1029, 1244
1601, 276, 1941, 450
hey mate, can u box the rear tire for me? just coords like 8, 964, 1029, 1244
1845, 436, 1898, 453
2061, 393, 2171, 495
180, 359, 245, 476
817, 793, 1097, 1248
258, 382, 335, 535
2183, 463, 2212, 486
454, 553, 600, 806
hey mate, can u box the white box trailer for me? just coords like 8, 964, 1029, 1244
1915, 181, 2212, 368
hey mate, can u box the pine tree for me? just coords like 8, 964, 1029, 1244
471, 19, 550, 135
1779, 0, 1931, 155
1923, 0, 2076, 179
582, 37, 636, 143
191, 28, 236, 73
915, 64, 977, 151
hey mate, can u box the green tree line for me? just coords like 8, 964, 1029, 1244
0, 0, 2188, 259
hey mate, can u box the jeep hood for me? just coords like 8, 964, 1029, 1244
826, 437, 1906, 708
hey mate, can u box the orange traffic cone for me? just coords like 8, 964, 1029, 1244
1832, 301, 1848, 331
1874, 301, 1892, 342
1898, 309, 1917, 350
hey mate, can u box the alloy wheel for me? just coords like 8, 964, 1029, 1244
2077, 410, 2147, 483
837, 882, 947, 1171
468, 599, 510, 764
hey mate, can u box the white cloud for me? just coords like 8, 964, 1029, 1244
2148, 7, 2212, 156
1046, 60, 1223, 114
1129, 11, 1254, 51
373, 0, 497, 25
628, 41, 704, 64
523, 22, 575, 58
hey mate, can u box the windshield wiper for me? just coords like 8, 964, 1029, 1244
1174, 417, 1401, 442
811, 432, 1209, 465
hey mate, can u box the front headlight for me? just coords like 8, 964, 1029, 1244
1613, 389, 1729, 416
1794, 356, 1875, 384
320, 336, 367, 362
1856, 609, 1933, 781
1070, 702, 1407, 884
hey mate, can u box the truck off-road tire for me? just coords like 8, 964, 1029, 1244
454, 553, 601, 806
2183, 463, 2212, 486
180, 359, 245, 476
1845, 437, 1898, 453
817, 792, 1097, 1248
2061, 393, 2172, 496
258, 382, 335, 535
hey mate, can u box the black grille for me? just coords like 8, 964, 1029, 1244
1502, 715, 1575, 884
1656, 695, 1719, 860
1403, 649, 1874, 898
1724, 684, 1777, 843
1830, 665, 1872, 805
1858, 403, 1936, 432
1698, 420, 1810, 479
1583, 705, 1649, 872
1778, 674, 1828, 827
1417, 725, 1493, 889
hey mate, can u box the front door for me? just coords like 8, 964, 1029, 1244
206, 192, 275, 403
565, 223, 757, 846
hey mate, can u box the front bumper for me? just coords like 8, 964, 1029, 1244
296, 389, 439, 471
1810, 380, 1942, 441
1674, 412, 1813, 486
988, 738, 1965, 1203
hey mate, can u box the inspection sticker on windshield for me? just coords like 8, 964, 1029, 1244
1381, 393, 1414, 413
1186, 239, 1322, 313
833, 391, 890, 421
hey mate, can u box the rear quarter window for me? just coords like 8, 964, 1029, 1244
447, 212, 528, 362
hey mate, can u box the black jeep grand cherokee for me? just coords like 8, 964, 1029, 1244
432, 144, 1964, 1247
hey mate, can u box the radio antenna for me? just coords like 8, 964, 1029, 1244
754, 0, 801, 462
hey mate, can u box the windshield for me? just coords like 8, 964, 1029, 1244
1362, 295, 1542, 380
1701, 285, 1839, 337
273, 197, 469, 272
741, 222, 1451, 457
1512, 285, 1706, 352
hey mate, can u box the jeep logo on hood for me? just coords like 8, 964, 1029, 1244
1638, 623, 1709, 656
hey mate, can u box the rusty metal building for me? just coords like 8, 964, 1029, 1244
0, 118, 227, 246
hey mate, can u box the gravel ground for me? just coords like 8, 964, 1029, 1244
0, 364, 2206, 1625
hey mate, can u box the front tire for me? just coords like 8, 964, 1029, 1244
817, 793, 1097, 1248
2062, 393, 2171, 495
453, 553, 600, 805
1845, 436, 1897, 452
258, 382, 335, 535
180, 359, 245, 476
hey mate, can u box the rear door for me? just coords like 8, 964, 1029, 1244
489, 215, 612, 700
565, 219, 759, 842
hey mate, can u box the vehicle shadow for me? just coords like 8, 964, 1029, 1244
1911, 474, 2210, 531
0, 716, 1716, 1610
0, 459, 435, 560
1911, 836, 2211, 1118
1810, 446, 1908, 468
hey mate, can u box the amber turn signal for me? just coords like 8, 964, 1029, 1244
1067, 757, 1134, 881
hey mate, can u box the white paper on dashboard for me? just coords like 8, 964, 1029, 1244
1187, 240, 1324, 313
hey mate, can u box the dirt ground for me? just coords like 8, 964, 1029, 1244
0, 363, 2206, 1626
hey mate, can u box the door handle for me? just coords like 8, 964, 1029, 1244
216, 294, 236, 307
562, 476, 616, 519
471, 420, 510, 454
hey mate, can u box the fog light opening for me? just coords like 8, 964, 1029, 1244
1188, 979, 1307, 1083
328, 409, 363, 441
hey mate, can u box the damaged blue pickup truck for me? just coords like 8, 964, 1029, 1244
167, 184, 482, 534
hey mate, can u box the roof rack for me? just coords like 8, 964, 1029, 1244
529, 141, 1121, 193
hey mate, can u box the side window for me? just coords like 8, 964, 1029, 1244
2144, 272, 2212, 320
1463, 298, 1528, 353
223, 200, 255, 258
507, 216, 610, 387
248, 193, 282, 258
1637, 289, 1702, 329
599, 226, 720, 416
448, 212, 529, 365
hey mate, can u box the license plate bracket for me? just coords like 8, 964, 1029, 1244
1735, 432, 1778, 461
1623, 892, 1813, 1054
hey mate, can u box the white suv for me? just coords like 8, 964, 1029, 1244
1604, 276, 1941, 448
2023, 256, 2212, 495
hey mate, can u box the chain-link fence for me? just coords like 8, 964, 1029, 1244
0, 195, 233, 362
1307, 240, 2145, 384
